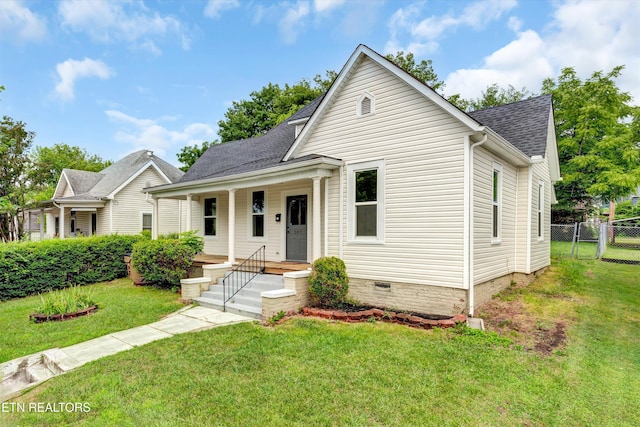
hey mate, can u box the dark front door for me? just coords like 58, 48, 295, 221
286, 195, 307, 261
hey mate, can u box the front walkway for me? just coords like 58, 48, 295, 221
1, 306, 253, 402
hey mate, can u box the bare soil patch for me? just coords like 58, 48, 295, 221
477, 281, 569, 356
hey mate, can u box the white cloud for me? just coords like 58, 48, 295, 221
386, 0, 516, 54
54, 58, 114, 101
204, 0, 240, 18
0, 0, 47, 43
314, 0, 346, 13
58, 0, 190, 54
105, 110, 216, 158
279, 1, 310, 44
443, 0, 640, 104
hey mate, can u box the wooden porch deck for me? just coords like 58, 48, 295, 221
193, 254, 311, 275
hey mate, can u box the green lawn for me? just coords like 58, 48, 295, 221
4, 258, 640, 426
551, 240, 640, 261
0, 279, 182, 363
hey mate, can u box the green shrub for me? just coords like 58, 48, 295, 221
0, 235, 141, 301
177, 231, 204, 254
308, 256, 349, 308
131, 239, 196, 288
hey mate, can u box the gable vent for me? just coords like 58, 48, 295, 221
357, 91, 375, 117
361, 96, 371, 115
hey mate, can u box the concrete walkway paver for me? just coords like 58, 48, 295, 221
1, 305, 254, 402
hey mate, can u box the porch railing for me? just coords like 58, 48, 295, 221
222, 245, 266, 309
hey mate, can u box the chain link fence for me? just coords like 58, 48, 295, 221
600, 221, 640, 265
551, 220, 640, 264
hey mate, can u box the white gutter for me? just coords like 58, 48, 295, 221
339, 163, 344, 259
324, 176, 329, 257
468, 133, 488, 318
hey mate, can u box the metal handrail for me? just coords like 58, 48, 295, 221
222, 245, 266, 309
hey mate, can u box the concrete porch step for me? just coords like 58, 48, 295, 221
195, 273, 285, 320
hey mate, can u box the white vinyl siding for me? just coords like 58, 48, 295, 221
472, 147, 517, 284
530, 160, 551, 271
296, 56, 467, 288
110, 167, 180, 236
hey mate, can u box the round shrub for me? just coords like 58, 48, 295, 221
308, 256, 349, 308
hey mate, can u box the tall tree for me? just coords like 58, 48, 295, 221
217, 73, 334, 143
467, 84, 532, 111
542, 66, 640, 222
0, 116, 35, 241
384, 51, 445, 92
29, 143, 112, 201
177, 140, 216, 172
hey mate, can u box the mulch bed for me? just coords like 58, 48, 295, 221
29, 305, 99, 323
300, 306, 466, 330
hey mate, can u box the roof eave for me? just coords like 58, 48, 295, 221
145, 157, 343, 196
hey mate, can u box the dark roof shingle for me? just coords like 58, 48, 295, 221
468, 94, 552, 157
180, 94, 325, 183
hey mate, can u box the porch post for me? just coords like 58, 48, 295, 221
312, 177, 322, 262
45, 211, 54, 238
39, 209, 44, 240
228, 189, 236, 264
59, 205, 65, 239
185, 193, 193, 232
151, 197, 159, 240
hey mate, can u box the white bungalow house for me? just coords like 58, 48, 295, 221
146, 45, 560, 316
36, 149, 184, 239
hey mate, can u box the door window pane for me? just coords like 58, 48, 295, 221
204, 198, 216, 236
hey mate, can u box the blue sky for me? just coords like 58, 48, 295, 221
1, 0, 639, 167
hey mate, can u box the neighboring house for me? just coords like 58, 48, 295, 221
146, 45, 560, 316
36, 149, 184, 239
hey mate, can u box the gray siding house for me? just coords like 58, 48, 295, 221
147, 45, 560, 316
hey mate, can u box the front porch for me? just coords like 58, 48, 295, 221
192, 254, 311, 275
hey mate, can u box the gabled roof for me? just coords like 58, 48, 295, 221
179, 95, 325, 184
468, 94, 553, 157
157, 44, 558, 191
52, 149, 183, 203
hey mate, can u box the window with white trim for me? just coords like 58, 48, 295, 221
203, 198, 217, 236
537, 181, 544, 240
357, 91, 375, 117
142, 213, 152, 232
252, 190, 265, 238
347, 160, 385, 243
492, 164, 502, 243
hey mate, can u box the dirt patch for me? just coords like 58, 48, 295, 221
478, 294, 568, 356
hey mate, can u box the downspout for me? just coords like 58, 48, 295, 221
145, 193, 158, 239
338, 163, 344, 259
468, 133, 487, 318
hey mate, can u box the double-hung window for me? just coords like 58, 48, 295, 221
252, 190, 265, 238
204, 197, 217, 236
142, 213, 152, 232
347, 160, 385, 243
492, 164, 502, 243
537, 181, 544, 240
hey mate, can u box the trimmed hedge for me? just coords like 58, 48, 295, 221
0, 235, 141, 301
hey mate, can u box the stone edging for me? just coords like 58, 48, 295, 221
301, 307, 466, 329
29, 305, 98, 323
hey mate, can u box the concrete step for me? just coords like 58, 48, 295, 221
224, 302, 262, 320
194, 297, 224, 311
